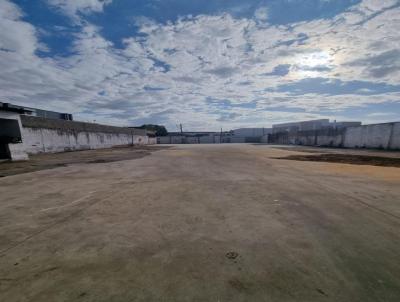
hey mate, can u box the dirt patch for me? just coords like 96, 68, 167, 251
0, 145, 169, 177
228, 278, 251, 292
270, 145, 400, 158
225, 251, 239, 260
276, 154, 400, 168
272, 146, 330, 154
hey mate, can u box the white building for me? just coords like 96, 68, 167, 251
232, 128, 271, 137
272, 119, 361, 134
231, 128, 272, 143
272, 119, 330, 134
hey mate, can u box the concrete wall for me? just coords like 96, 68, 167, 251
269, 122, 400, 150
293, 128, 345, 147
157, 134, 261, 144
22, 127, 149, 154
20, 116, 151, 155
148, 137, 157, 145
343, 123, 393, 149
7, 143, 29, 160
158, 135, 220, 144
390, 123, 400, 149
157, 136, 187, 144
158, 136, 171, 144
232, 128, 271, 137
260, 135, 269, 143
199, 136, 216, 144
230, 137, 246, 143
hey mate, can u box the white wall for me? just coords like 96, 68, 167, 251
148, 137, 157, 145
7, 143, 29, 160
230, 137, 246, 143
199, 135, 217, 144
22, 127, 149, 154
269, 122, 400, 150
390, 123, 400, 149
343, 123, 394, 149
233, 128, 271, 137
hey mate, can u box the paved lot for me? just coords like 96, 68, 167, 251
1, 144, 400, 301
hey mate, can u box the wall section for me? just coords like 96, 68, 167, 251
20, 116, 151, 154
389, 123, 400, 149
343, 123, 393, 149
268, 122, 400, 150
22, 127, 150, 154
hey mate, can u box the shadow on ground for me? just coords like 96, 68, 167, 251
0, 145, 170, 177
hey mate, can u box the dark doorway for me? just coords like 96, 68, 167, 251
0, 118, 22, 143
0, 118, 22, 159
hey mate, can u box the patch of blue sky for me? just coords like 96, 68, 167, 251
14, 0, 362, 57
13, 0, 80, 57
85, 0, 361, 47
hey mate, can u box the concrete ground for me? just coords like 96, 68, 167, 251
0, 144, 400, 302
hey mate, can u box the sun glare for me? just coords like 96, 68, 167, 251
291, 50, 333, 78
297, 51, 331, 67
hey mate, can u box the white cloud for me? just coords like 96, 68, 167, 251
47, 0, 112, 21
0, 0, 39, 55
0, 0, 399, 130
358, 0, 399, 12
254, 7, 268, 22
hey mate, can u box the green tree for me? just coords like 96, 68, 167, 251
138, 124, 168, 136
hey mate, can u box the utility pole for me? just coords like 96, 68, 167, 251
179, 124, 184, 144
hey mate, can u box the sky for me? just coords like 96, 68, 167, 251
0, 0, 399, 131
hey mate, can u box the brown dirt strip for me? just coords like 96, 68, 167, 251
276, 154, 400, 168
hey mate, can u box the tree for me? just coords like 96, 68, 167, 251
138, 124, 168, 136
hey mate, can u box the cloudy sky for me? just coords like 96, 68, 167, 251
0, 0, 399, 130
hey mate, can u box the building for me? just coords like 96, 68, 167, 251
0, 102, 73, 121
272, 119, 362, 134
331, 121, 362, 129
231, 128, 272, 143
272, 119, 330, 134
232, 128, 271, 137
